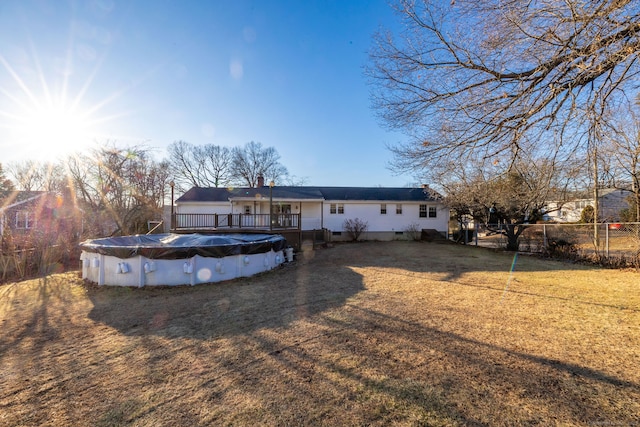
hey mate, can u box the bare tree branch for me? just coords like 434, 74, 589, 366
369, 0, 640, 166
230, 141, 289, 187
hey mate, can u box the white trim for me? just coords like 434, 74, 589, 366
229, 197, 324, 202
0, 193, 48, 212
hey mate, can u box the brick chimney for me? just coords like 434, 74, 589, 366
257, 175, 265, 187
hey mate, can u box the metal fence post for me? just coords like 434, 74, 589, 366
475, 220, 478, 246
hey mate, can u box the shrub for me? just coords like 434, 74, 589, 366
579, 205, 594, 223
545, 239, 578, 260
0, 227, 80, 283
404, 222, 422, 241
343, 218, 368, 241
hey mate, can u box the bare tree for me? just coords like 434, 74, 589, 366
595, 101, 640, 222
167, 141, 233, 191
65, 144, 170, 237
442, 155, 576, 250
369, 0, 640, 167
231, 141, 289, 187
281, 174, 310, 186
7, 160, 66, 192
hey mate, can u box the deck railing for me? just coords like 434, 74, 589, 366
172, 213, 300, 231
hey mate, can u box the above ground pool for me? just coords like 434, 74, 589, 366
80, 233, 290, 287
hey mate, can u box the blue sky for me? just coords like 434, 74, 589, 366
0, 0, 414, 187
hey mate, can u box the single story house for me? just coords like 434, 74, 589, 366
0, 190, 82, 249
174, 183, 449, 242
543, 188, 632, 223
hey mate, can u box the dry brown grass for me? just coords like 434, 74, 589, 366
1, 241, 639, 426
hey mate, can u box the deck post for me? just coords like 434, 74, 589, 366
269, 181, 274, 231
169, 180, 175, 231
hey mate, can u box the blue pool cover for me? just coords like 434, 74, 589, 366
80, 233, 288, 260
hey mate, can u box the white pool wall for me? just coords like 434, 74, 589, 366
80, 249, 285, 287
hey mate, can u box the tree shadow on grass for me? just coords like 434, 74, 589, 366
85, 240, 635, 340
204, 298, 638, 425
313, 304, 639, 425
0, 273, 104, 425
86, 260, 366, 339
81, 242, 639, 425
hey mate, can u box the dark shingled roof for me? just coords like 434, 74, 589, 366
177, 186, 441, 203
315, 187, 440, 201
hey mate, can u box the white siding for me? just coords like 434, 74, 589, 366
301, 202, 322, 230
177, 198, 449, 235
544, 190, 631, 223
323, 201, 448, 234
178, 201, 230, 214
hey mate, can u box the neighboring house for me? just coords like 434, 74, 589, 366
174, 183, 449, 241
0, 190, 82, 249
543, 188, 632, 223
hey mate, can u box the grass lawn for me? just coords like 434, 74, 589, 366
1, 241, 639, 426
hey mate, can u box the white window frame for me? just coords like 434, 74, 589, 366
15, 211, 32, 229
380, 203, 387, 215
428, 206, 437, 218
419, 204, 427, 218
330, 203, 344, 215
396, 204, 402, 215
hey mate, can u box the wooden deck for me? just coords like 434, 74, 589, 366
170, 213, 303, 249
171, 213, 300, 231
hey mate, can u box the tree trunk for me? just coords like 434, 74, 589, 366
593, 150, 600, 252
504, 224, 520, 251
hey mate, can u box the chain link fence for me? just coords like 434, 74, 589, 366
469, 222, 640, 262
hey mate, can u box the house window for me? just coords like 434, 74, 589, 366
275, 204, 291, 214
330, 203, 344, 214
380, 204, 387, 215
15, 211, 32, 229
332, 231, 342, 236
429, 206, 437, 218
396, 204, 402, 214
419, 205, 427, 218
243, 205, 251, 214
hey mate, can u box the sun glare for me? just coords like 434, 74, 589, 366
1, 65, 110, 161
1, 42, 123, 162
